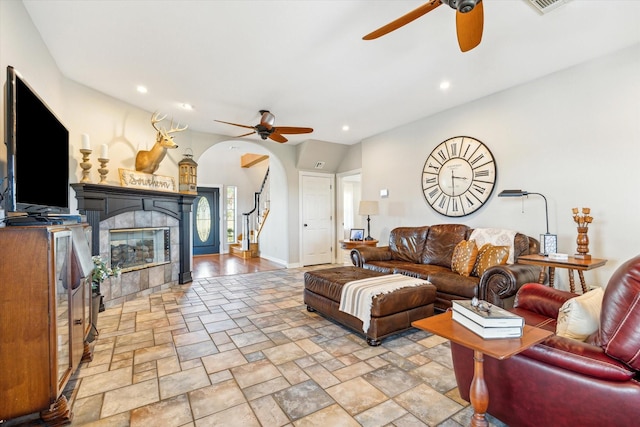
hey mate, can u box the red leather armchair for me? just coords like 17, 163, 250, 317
451, 254, 640, 427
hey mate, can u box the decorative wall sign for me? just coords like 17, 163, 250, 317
119, 169, 176, 192
422, 136, 496, 217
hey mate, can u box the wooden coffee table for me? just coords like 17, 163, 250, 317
413, 312, 553, 427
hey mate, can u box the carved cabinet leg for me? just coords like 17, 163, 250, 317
40, 394, 72, 426
81, 340, 93, 363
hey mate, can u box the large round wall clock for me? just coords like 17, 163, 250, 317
422, 136, 496, 217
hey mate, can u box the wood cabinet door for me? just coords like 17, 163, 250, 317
53, 230, 73, 394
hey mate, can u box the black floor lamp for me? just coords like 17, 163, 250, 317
358, 200, 379, 241
498, 190, 557, 256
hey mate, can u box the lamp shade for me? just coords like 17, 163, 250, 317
498, 190, 528, 197
358, 201, 379, 216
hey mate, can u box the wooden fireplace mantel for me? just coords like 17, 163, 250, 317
71, 183, 196, 284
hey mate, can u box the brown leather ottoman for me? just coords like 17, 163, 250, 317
303, 266, 437, 345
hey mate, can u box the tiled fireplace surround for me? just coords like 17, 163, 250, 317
97, 211, 178, 308
71, 183, 196, 308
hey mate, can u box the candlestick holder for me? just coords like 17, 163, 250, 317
80, 149, 92, 183
98, 158, 109, 184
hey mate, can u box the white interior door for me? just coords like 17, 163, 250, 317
301, 173, 334, 266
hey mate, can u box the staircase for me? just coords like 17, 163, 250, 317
230, 167, 270, 259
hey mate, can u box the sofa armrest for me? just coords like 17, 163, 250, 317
513, 282, 577, 318
521, 335, 636, 382
350, 246, 392, 267
477, 264, 543, 308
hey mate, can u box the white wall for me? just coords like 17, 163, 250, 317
360, 43, 640, 288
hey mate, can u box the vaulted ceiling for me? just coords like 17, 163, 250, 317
22, 0, 640, 145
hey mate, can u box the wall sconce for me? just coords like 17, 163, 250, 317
498, 190, 557, 256
358, 200, 379, 241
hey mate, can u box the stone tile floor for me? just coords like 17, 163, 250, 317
5, 265, 508, 426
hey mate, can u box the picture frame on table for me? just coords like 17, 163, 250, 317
350, 228, 364, 241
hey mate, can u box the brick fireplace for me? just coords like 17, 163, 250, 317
72, 183, 195, 307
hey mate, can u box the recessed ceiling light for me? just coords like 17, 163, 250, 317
181, 103, 194, 110
440, 81, 450, 90
136, 85, 148, 94
342, 125, 350, 131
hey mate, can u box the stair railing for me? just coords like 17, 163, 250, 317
241, 168, 270, 251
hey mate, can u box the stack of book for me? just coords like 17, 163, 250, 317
452, 299, 524, 339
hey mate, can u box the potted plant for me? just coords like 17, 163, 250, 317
88, 256, 120, 342
92, 256, 117, 295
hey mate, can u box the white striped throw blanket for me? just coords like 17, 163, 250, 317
339, 274, 431, 333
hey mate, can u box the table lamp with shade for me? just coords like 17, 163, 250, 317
358, 200, 379, 241
498, 190, 557, 256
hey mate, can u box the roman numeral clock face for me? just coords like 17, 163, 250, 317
422, 136, 496, 217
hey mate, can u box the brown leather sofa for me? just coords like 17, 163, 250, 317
451, 254, 640, 427
350, 224, 541, 311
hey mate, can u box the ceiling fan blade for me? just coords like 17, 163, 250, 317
214, 119, 255, 130
235, 131, 257, 138
274, 126, 313, 135
456, 0, 483, 52
363, 0, 443, 40
268, 132, 288, 143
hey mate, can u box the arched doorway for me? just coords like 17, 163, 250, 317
195, 140, 289, 265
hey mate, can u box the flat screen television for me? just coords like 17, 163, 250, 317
4, 65, 70, 223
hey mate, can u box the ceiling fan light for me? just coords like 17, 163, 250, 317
260, 110, 276, 127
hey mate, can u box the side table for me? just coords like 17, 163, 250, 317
339, 239, 378, 250
412, 312, 552, 427
517, 254, 607, 293
339, 239, 378, 265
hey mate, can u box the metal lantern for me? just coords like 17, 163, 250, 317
178, 150, 198, 194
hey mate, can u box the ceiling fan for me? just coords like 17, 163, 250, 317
363, 0, 484, 52
214, 110, 313, 143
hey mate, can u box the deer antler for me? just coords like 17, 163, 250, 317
151, 111, 168, 131
167, 119, 188, 134
151, 112, 188, 134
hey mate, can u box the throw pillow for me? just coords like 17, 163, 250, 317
469, 228, 517, 264
471, 244, 509, 277
451, 240, 479, 277
556, 287, 604, 341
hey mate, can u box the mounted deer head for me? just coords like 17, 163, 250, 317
135, 112, 188, 174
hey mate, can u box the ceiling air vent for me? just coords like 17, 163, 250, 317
314, 161, 325, 169
526, 0, 572, 14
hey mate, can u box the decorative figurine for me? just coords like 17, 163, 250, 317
572, 207, 593, 259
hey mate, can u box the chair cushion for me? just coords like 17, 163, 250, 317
556, 287, 604, 341
422, 224, 469, 268
388, 226, 430, 263
602, 291, 640, 369
471, 244, 509, 277
597, 254, 640, 370
451, 240, 478, 277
